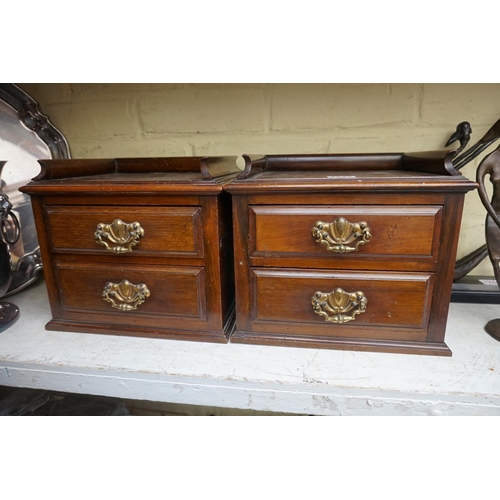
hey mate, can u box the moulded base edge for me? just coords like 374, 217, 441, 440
229, 330, 452, 356
45, 307, 236, 344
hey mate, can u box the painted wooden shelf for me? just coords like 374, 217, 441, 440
1, 278, 499, 415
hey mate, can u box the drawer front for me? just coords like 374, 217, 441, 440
249, 205, 442, 264
55, 261, 208, 328
247, 268, 433, 341
46, 206, 204, 257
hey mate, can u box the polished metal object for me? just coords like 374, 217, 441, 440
103, 279, 150, 311
0, 185, 21, 331
0, 84, 70, 296
312, 217, 372, 253
311, 287, 367, 324
448, 118, 500, 172
446, 117, 500, 282
95, 219, 144, 253
445, 121, 472, 157
475, 142, 500, 340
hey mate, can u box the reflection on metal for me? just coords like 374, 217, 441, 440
0, 185, 21, 331
95, 219, 144, 253
311, 287, 367, 324
103, 279, 150, 311
312, 217, 372, 253
0, 186, 20, 247
0, 83, 71, 297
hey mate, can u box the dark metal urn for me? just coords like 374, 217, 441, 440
0, 162, 21, 331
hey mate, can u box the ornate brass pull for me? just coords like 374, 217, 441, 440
95, 219, 144, 253
312, 217, 371, 253
103, 279, 150, 311
311, 287, 367, 324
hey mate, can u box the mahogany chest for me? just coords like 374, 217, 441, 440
225, 151, 477, 356
20, 156, 239, 343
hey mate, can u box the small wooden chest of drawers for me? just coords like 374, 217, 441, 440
20, 156, 239, 342
225, 151, 477, 356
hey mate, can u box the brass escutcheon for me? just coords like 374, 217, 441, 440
103, 279, 150, 311
95, 219, 144, 253
311, 287, 367, 324
312, 217, 371, 253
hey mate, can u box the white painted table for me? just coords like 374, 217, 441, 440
1, 278, 499, 415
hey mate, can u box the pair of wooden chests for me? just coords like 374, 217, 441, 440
20, 152, 477, 356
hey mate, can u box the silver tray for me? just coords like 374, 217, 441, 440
0, 84, 70, 296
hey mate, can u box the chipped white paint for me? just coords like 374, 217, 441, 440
1, 280, 499, 415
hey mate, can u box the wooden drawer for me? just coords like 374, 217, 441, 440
46, 205, 204, 258
55, 261, 208, 329
246, 268, 434, 341
249, 205, 443, 266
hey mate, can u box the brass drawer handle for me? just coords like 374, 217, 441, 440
312, 217, 371, 253
311, 287, 367, 324
95, 219, 144, 253
103, 279, 150, 311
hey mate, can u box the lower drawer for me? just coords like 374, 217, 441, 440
246, 268, 434, 341
54, 261, 208, 330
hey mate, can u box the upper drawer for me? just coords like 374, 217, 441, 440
249, 205, 443, 266
45, 206, 204, 258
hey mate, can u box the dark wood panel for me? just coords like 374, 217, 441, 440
232, 195, 252, 332
248, 193, 447, 206
230, 331, 451, 356
35, 156, 239, 180
426, 193, 468, 343
237, 151, 461, 179
45, 310, 235, 344
249, 205, 442, 262
56, 261, 207, 326
208, 191, 235, 326
42, 194, 202, 206
46, 206, 204, 257
249, 268, 433, 340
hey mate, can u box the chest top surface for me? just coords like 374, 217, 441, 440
20, 156, 240, 196
225, 151, 477, 194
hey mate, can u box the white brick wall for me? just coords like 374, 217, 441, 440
19, 83, 500, 276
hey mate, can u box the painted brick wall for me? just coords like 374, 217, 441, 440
19, 83, 500, 276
